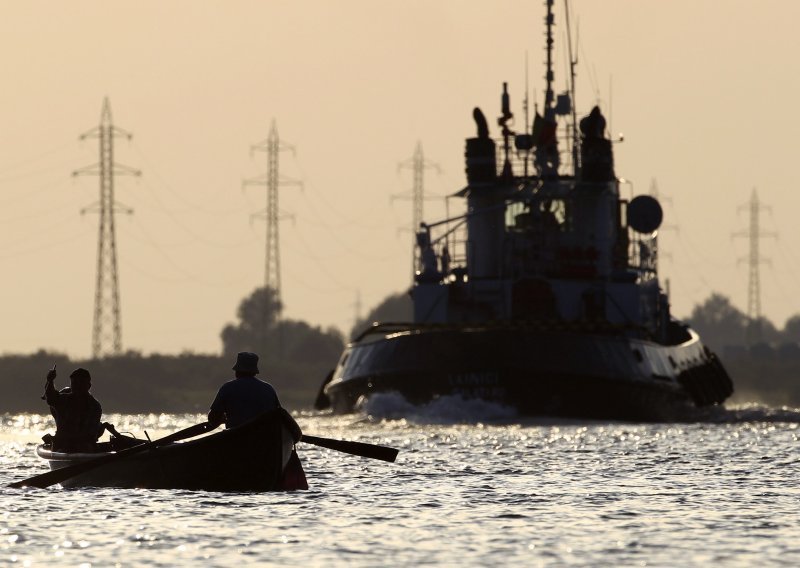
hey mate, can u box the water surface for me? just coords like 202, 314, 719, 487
2, 398, 800, 566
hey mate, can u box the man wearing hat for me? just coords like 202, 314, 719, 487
208, 352, 282, 429
43, 366, 103, 452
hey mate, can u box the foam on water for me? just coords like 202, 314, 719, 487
358, 392, 519, 424
694, 403, 800, 424
356, 391, 800, 428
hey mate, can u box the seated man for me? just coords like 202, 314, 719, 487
43, 367, 103, 452
208, 352, 282, 429
209, 352, 307, 490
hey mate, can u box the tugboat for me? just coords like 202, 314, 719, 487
318, 0, 733, 420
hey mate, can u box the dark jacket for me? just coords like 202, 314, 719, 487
209, 376, 281, 429
45, 384, 102, 452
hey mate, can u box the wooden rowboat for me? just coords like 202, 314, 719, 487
35, 411, 305, 491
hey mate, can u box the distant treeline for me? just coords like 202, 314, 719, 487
3, 288, 800, 414
686, 293, 800, 407
686, 293, 800, 355
0, 286, 343, 414
0, 350, 332, 414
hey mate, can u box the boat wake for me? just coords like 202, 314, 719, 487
357, 392, 518, 425
695, 403, 800, 424
353, 392, 800, 425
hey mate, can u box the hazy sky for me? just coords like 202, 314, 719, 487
1, 1, 799, 358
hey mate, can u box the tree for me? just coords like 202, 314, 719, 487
782, 315, 800, 343
746, 316, 780, 346
220, 286, 282, 354
276, 319, 345, 366
220, 286, 344, 367
686, 293, 748, 352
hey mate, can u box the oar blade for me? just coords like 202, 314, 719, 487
9, 453, 116, 489
300, 434, 399, 463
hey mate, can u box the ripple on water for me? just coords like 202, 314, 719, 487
1, 409, 800, 565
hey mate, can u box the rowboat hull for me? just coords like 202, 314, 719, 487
36, 412, 299, 491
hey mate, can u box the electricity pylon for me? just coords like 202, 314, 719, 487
73, 97, 140, 358
242, 120, 301, 348
396, 142, 441, 234
733, 188, 776, 345
393, 142, 440, 276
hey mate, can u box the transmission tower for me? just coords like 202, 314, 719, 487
243, 120, 301, 316
733, 188, 776, 345
73, 98, 140, 358
393, 142, 440, 274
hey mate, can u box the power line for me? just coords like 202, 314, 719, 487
648, 178, 676, 264
0, 141, 74, 179
73, 97, 141, 358
130, 142, 245, 217
291, 160, 387, 231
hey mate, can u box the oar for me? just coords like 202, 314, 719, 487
299, 434, 399, 463
9, 421, 216, 489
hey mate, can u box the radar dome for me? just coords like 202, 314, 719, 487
628, 195, 663, 234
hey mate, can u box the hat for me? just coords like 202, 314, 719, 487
69, 368, 91, 382
232, 352, 259, 374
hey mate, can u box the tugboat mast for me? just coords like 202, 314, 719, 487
544, 0, 555, 111
564, 0, 580, 174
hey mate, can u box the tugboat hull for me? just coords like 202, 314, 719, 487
324, 326, 733, 421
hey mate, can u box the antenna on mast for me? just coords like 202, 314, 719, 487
524, 51, 530, 135
524, 51, 530, 177
499, 82, 514, 178
533, 0, 561, 178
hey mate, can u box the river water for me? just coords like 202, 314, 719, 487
2, 396, 800, 567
